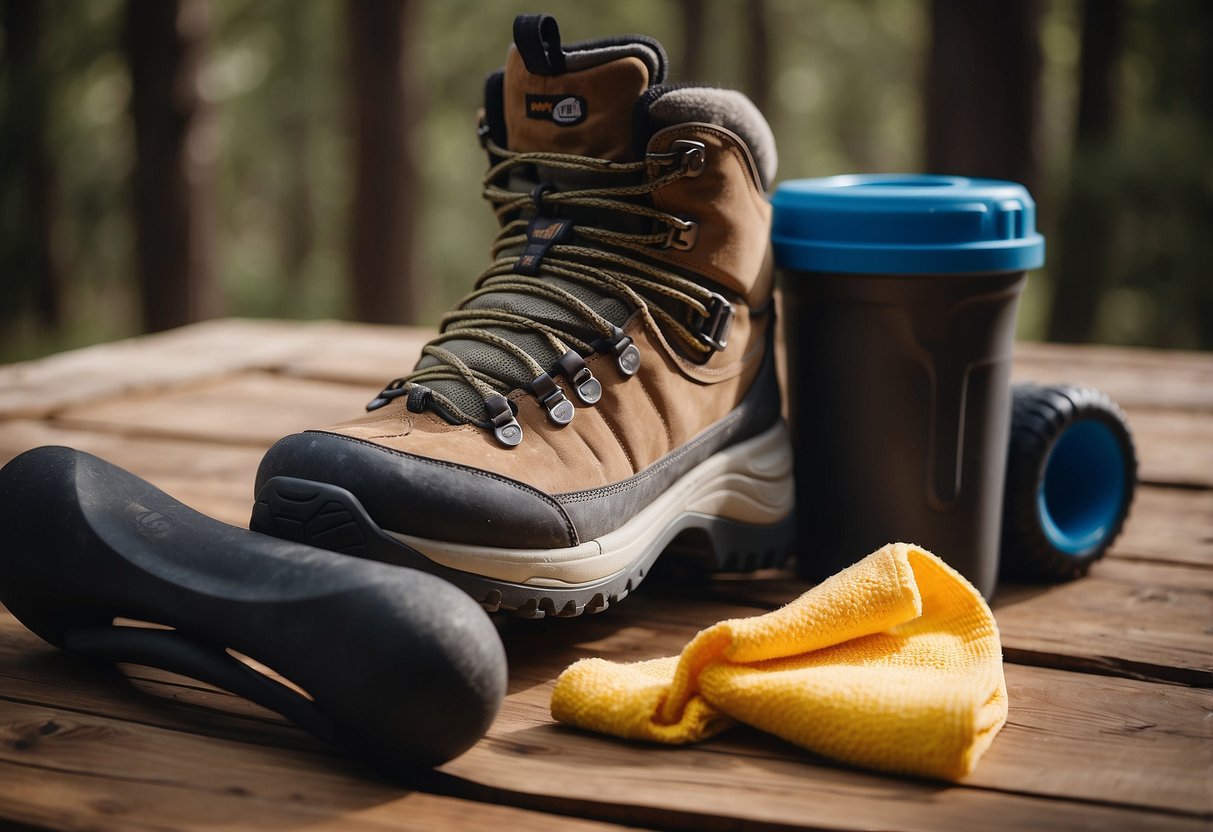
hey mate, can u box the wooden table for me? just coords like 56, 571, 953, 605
1, 319, 1210, 831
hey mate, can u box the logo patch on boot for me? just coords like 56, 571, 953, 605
526, 94, 587, 126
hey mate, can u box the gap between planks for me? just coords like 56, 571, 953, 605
0, 319, 432, 420
2, 602, 1210, 823
0, 756, 642, 832
2, 323, 1210, 830
1, 678, 1207, 832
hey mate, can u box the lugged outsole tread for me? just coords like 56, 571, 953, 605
252, 476, 795, 619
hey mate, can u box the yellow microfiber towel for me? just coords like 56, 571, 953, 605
550, 543, 1008, 780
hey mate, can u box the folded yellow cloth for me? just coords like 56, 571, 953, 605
550, 543, 1007, 780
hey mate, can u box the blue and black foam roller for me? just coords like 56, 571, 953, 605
1001, 384, 1138, 581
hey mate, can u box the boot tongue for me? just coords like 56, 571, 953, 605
413, 17, 669, 426
502, 15, 664, 161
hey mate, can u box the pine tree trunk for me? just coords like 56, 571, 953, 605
744, 0, 772, 115
678, 0, 706, 81
346, 0, 423, 324
1, 0, 63, 328
1046, 0, 1125, 343
924, 0, 1043, 198
125, 0, 220, 333
280, 8, 314, 278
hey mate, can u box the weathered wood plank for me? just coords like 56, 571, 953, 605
49, 373, 368, 450
446, 698, 1208, 832
11, 328, 1209, 493
274, 322, 434, 387
994, 558, 1213, 686
4, 600, 1210, 820
1012, 341, 1213, 413
0, 421, 263, 527
7, 319, 1206, 434
7, 699, 1193, 832
0, 617, 313, 752
1, 322, 1209, 830
0, 704, 639, 832
492, 661, 1213, 820
492, 610, 1213, 817
1108, 485, 1213, 568
0, 319, 326, 419
1124, 408, 1213, 490
488, 621, 1212, 828
979, 665, 1213, 815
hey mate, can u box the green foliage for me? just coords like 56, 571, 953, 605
1085, 0, 1213, 348
210, 0, 348, 320
0, 0, 136, 361
0, 0, 1209, 362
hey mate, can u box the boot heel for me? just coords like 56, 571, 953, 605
664, 513, 796, 575
709, 514, 797, 572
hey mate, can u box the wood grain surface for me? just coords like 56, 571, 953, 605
0, 319, 1209, 832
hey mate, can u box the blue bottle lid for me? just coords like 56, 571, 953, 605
771, 174, 1046, 275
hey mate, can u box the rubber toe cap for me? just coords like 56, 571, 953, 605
254, 432, 577, 548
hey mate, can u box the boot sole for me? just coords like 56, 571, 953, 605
252, 422, 795, 619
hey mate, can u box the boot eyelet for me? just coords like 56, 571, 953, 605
616, 342, 641, 376
695, 293, 734, 352
671, 139, 706, 177
485, 394, 524, 447
597, 327, 641, 377
529, 372, 576, 425
663, 217, 699, 251
555, 351, 603, 405
571, 367, 602, 404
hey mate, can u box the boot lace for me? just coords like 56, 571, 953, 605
366, 136, 733, 447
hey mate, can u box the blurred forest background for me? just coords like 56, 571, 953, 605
1, 0, 1210, 363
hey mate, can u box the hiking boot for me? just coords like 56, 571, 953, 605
251, 14, 794, 618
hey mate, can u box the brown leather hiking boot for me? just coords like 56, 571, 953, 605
252, 14, 794, 618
